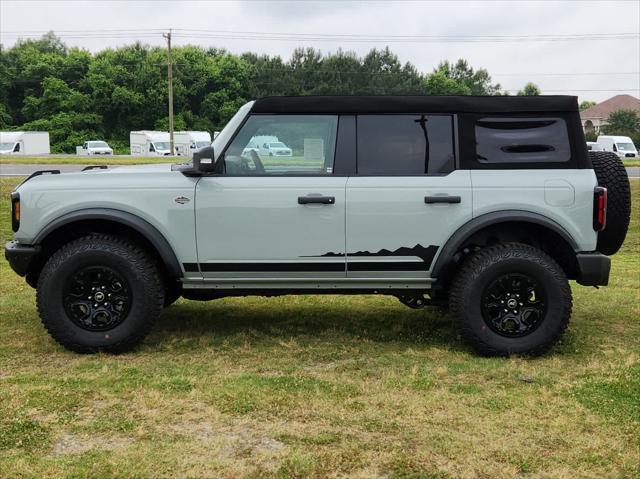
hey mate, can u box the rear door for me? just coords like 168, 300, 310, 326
345, 114, 472, 281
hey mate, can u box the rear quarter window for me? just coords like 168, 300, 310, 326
475, 117, 570, 164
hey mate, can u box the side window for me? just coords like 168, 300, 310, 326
224, 115, 338, 175
475, 117, 570, 164
357, 115, 455, 175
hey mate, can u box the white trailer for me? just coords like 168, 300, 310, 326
0, 131, 50, 155
130, 131, 172, 156
173, 131, 212, 157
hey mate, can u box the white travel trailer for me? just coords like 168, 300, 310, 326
173, 131, 211, 157
596, 135, 638, 159
0, 131, 50, 155
130, 131, 173, 156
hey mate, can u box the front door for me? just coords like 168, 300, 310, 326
345, 114, 473, 281
195, 114, 347, 283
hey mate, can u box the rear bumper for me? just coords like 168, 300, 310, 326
576, 252, 610, 286
4, 241, 40, 277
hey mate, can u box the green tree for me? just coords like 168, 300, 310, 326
601, 109, 640, 134
580, 100, 596, 111
431, 59, 501, 95
517, 82, 541, 96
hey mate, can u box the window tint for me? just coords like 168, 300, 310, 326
224, 115, 338, 175
357, 115, 455, 175
475, 117, 570, 164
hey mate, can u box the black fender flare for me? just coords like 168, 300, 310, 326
431, 210, 579, 279
34, 208, 183, 278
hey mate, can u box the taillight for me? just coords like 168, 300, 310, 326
593, 186, 607, 231
11, 192, 20, 232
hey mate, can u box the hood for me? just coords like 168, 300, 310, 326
15, 163, 177, 192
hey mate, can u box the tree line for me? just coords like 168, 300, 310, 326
3, 32, 547, 153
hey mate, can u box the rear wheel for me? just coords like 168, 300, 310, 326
37, 234, 164, 353
449, 243, 571, 356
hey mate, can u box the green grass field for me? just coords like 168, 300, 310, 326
0, 178, 638, 478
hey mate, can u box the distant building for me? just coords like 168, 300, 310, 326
580, 94, 640, 134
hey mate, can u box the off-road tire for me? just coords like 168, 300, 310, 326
589, 150, 631, 255
449, 243, 572, 357
37, 234, 164, 353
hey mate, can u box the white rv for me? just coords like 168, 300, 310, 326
173, 131, 211, 157
0, 131, 50, 155
130, 131, 173, 156
596, 135, 638, 159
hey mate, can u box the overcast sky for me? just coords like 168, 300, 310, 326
1, 0, 639, 102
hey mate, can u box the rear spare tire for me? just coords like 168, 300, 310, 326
589, 151, 631, 255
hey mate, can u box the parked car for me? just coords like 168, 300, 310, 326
596, 135, 638, 159
586, 141, 605, 151
76, 141, 113, 156
0, 131, 50, 155
5, 95, 631, 356
259, 141, 293, 157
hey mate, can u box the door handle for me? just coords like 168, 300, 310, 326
424, 195, 461, 204
298, 195, 335, 205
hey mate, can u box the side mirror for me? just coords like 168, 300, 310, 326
192, 145, 217, 174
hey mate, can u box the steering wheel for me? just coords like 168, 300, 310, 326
249, 150, 265, 174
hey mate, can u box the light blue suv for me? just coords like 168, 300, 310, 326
5, 95, 631, 356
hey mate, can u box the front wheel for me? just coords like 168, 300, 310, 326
449, 243, 572, 356
37, 234, 164, 353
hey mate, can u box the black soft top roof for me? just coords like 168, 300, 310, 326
252, 95, 579, 115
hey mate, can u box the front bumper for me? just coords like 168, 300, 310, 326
4, 241, 40, 277
576, 252, 610, 286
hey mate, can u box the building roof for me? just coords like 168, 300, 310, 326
580, 94, 640, 120
252, 95, 579, 114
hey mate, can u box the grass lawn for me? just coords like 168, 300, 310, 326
623, 159, 640, 167
0, 177, 638, 478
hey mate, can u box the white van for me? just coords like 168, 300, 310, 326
596, 135, 638, 159
0, 131, 50, 155
130, 131, 172, 156
173, 131, 211, 158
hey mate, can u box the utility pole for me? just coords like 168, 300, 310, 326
163, 29, 174, 155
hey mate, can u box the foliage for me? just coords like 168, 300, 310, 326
2, 34, 511, 152
602, 109, 640, 134
517, 82, 541, 96
584, 131, 598, 142
580, 100, 596, 111
601, 110, 640, 148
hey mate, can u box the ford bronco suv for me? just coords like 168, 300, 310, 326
5, 96, 631, 356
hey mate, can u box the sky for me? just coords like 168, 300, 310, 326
1, 0, 639, 102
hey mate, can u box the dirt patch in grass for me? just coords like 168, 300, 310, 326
51, 432, 133, 455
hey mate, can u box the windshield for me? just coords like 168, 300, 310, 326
88, 141, 108, 148
154, 142, 170, 150
0, 142, 15, 150
195, 141, 210, 148
269, 142, 286, 148
616, 142, 636, 151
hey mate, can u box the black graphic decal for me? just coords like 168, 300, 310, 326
304, 244, 439, 270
